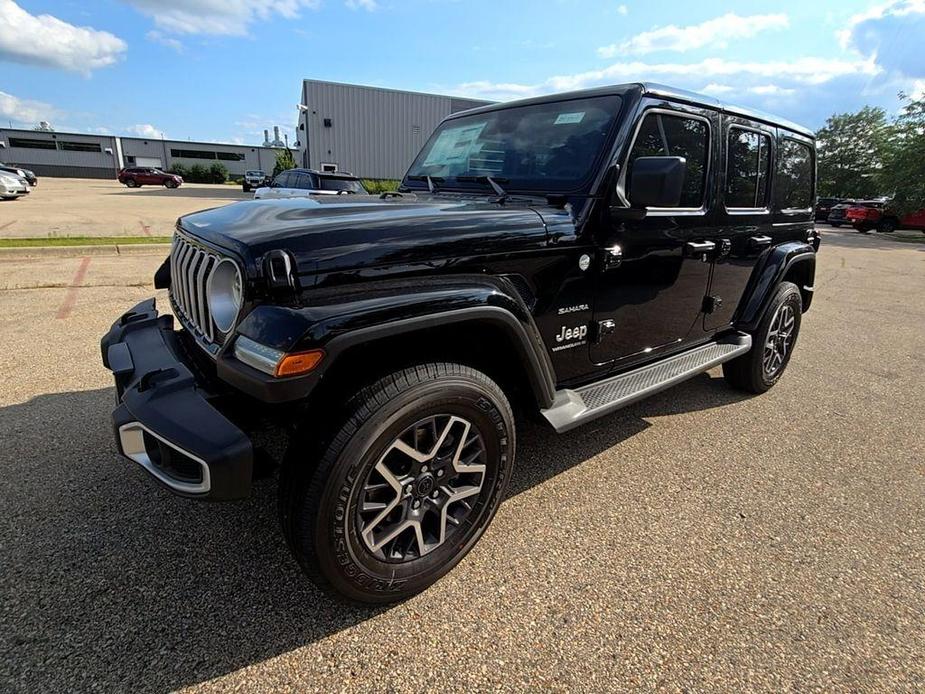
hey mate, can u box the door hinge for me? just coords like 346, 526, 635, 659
702, 295, 723, 314
593, 319, 616, 343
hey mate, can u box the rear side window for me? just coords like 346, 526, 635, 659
627, 111, 709, 208
292, 172, 315, 189
319, 177, 366, 193
726, 127, 771, 209
777, 139, 813, 210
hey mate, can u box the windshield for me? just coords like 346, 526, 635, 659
319, 177, 367, 193
246, 170, 264, 176
404, 95, 622, 193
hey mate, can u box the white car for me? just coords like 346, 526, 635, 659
0, 171, 30, 200
254, 168, 368, 200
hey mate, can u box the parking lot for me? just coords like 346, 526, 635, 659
0, 225, 923, 691
0, 177, 250, 239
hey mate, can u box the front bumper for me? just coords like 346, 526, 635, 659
101, 298, 253, 500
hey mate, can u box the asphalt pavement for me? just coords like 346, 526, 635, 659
0, 227, 923, 692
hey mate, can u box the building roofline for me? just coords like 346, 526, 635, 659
303, 78, 494, 105
0, 126, 296, 151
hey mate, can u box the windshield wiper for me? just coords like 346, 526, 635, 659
456, 175, 509, 202
407, 175, 444, 193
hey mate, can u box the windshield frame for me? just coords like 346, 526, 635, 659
401, 94, 625, 196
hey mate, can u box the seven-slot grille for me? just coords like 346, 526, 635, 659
169, 234, 221, 343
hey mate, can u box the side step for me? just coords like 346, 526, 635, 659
541, 333, 752, 433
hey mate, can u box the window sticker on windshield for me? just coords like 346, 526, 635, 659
423, 122, 488, 166
554, 112, 585, 125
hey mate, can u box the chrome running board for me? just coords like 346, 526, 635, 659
541, 333, 752, 433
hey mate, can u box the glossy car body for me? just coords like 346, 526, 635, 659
826, 202, 855, 226
0, 170, 31, 199
847, 202, 925, 233
0, 163, 37, 186
815, 196, 840, 222
102, 82, 818, 501
117, 167, 183, 188
253, 169, 368, 200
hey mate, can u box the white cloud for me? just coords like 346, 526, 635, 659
122, 0, 320, 36
0, 90, 60, 125
701, 83, 733, 95
748, 84, 796, 96
840, 0, 925, 79
617, 4, 628, 15
0, 0, 126, 74
146, 30, 183, 52
598, 12, 789, 58
345, 0, 378, 9
127, 123, 166, 139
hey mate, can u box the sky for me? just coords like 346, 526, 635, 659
1, 0, 923, 145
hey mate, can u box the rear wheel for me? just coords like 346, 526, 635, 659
724, 282, 802, 394
279, 362, 515, 604
877, 218, 897, 233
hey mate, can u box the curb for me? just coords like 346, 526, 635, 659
0, 243, 170, 259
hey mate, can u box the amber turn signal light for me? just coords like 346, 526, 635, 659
275, 349, 324, 377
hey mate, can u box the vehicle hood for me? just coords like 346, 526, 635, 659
178, 195, 562, 276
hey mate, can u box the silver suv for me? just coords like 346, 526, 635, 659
242, 170, 269, 193
254, 168, 368, 200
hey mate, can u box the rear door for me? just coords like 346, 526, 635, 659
703, 117, 776, 331
265, 171, 293, 199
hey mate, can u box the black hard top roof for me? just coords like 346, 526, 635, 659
449, 82, 814, 139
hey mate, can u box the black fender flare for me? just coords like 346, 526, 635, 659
736, 241, 816, 332
227, 276, 557, 408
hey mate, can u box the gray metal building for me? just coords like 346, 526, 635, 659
297, 80, 492, 179
0, 127, 293, 179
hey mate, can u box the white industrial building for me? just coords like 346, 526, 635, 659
0, 127, 293, 179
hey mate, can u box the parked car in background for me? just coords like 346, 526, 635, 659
826, 202, 856, 227
0, 170, 31, 200
242, 170, 269, 193
847, 202, 925, 233
0, 163, 37, 186
253, 168, 368, 199
815, 196, 841, 222
117, 167, 183, 189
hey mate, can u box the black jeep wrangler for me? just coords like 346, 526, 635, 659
102, 83, 819, 603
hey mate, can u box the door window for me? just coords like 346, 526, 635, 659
726, 128, 771, 209
626, 111, 710, 209
272, 172, 292, 188
776, 139, 813, 210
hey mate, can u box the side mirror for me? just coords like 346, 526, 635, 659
626, 156, 687, 208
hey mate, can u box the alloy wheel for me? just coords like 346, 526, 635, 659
357, 415, 486, 562
763, 303, 795, 377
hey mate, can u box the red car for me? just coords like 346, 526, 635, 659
117, 167, 183, 189
847, 202, 925, 234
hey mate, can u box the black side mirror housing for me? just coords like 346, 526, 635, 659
626, 156, 687, 208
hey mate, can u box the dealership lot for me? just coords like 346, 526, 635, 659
0, 177, 249, 239
0, 227, 923, 691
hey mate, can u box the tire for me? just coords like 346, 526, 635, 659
856, 225, 871, 234
829, 222, 841, 228
723, 282, 802, 394
279, 363, 515, 604
164, 180, 178, 189
125, 179, 138, 188
877, 218, 897, 233
243, 184, 250, 192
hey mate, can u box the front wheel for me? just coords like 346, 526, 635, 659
125, 179, 138, 188
242, 184, 250, 192
279, 363, 515, 604
877, 218, 897, 233
723, 282, 802, 394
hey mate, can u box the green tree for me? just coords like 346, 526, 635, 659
815, 106, 889, 198
208, 161, 228, 184
878, 92, 925, 215
272, 148, 297, 177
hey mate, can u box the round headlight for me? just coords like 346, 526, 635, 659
207, 259, 243, 334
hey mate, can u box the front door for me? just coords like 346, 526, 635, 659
590, 104, 718, 365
